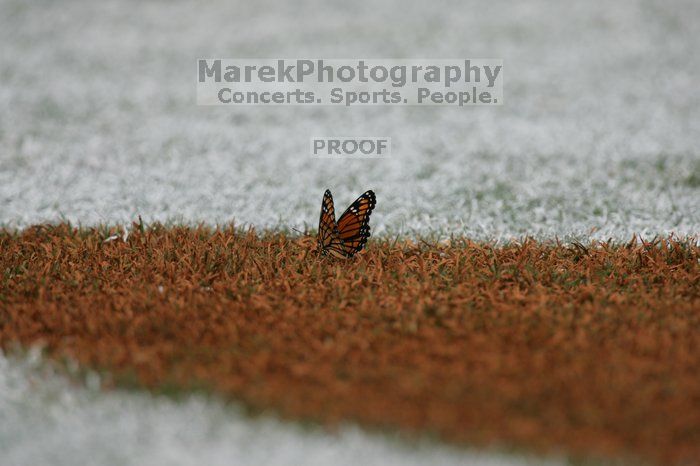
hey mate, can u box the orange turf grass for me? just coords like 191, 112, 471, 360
1, 224, 699, 465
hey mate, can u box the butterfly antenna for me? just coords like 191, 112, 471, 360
391, 232, 400, 248
292, 227, 313, 237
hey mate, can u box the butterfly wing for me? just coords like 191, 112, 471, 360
317, 189, 337, 251
329, 190, 376, 257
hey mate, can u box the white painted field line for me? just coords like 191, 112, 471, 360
0, 352, 565, 466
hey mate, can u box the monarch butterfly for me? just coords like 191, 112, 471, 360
318, 189, 376, 258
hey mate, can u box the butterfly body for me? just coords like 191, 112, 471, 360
317, 189, 376, 258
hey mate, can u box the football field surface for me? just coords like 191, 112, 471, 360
1, 0, 698, 465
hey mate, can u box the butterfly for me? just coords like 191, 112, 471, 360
317, 189, 376, 258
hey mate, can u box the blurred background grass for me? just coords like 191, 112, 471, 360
1, 0, 698, 239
